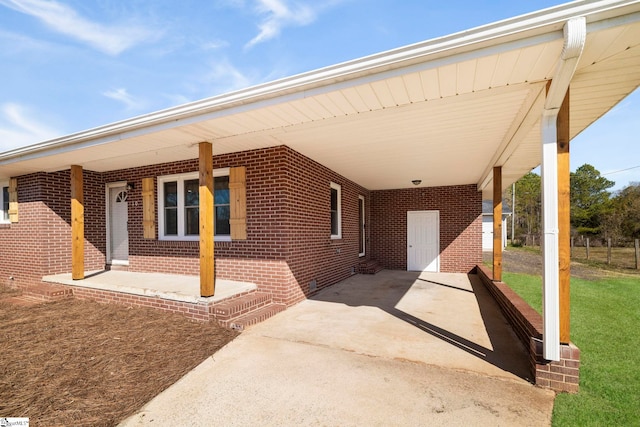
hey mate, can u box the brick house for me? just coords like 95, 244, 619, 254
1, 0, 639, 367
0, 144, 481, 306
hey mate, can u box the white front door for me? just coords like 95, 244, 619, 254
407, 211, 439, 272
108, 185, 129, 264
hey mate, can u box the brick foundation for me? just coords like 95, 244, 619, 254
71, 286, 213, 321
531, 339, 580, 393
476, 264, 580, 393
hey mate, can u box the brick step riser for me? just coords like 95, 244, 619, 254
212, 293, 273, 319
225, 303, 287, 331
358, 261, 383, 275
214, 301, 272, 320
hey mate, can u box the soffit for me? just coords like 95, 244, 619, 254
0, 39, 562, 190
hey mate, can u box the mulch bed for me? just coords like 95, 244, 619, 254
0, 296, 238, 426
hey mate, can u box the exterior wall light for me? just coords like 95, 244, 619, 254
412, 180, 422, 186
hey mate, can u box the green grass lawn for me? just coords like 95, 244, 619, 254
503, 272, 640, 426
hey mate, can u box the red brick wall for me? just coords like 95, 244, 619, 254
281, 147, 370, 305
0, 171, 105, 289
40, 170, 105, 274
0, 173, 47, 289
101, 146, 368, 305
369, 185, 482, 273
102, 149, 288, 280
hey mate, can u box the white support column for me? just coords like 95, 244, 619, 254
541, 111, 560, 361
540, 17, 585, 361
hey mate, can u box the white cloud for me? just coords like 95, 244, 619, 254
245, 0, 316, 48
0, 28, 51, 53
217, 0, 344, 49
201, 38, 230, 50
0, 0, 158, 55
103, 88, 143, 111
0, 103, 60, 151
206, 59, 255, 93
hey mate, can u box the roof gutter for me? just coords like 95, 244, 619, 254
540, 17, 586, 362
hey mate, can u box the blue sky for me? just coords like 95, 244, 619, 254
1, 0, 638, 190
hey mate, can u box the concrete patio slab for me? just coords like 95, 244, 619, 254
43, 270, 256, 303
262, 270, 533, 381
119, 271, 555, 426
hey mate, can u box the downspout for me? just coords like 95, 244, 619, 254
541, 17, 585, 361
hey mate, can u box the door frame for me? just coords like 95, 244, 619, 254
106, 181, 129, 265
407, 210, 440, 272
358, 195, 366, 257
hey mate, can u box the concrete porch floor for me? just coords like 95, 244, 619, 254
120, 270, 555, 426
42, 270, 257, 304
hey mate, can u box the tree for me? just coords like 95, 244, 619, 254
508, 172, 541, 243
570, 164, 614, 236
605, 182, 640, 241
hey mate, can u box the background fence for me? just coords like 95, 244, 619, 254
570, 238, 639, 270
512, 235, 640, 271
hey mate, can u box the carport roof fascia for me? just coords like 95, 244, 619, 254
0, 0, 638, 169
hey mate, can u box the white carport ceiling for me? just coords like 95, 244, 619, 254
1, 1, 639, 199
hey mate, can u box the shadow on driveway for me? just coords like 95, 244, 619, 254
311, 270, 531, 381
119, 270, 555, 427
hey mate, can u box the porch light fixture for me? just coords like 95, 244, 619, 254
126, 182, 135, 191
412, 180, 421, 186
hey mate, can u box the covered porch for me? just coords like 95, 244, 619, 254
42, 270, 284, 327
43, 270, 256, 304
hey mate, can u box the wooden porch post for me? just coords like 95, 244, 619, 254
493, 166, 503, 281
199, 142, 215, 297
71, 165, 84, 280
558, 88, 571, 344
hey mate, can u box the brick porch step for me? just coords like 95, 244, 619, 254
227, 303, 287, 331
212, 291, 286, 331
24, 283, 73, 301
213, 292, 274, 321
358, 260, 384, 275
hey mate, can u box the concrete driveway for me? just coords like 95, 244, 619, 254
120, 271, 555, 426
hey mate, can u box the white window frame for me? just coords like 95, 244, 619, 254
330, 182, 342, 239
157, 168, 230, 241
0, 181, 9, 224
